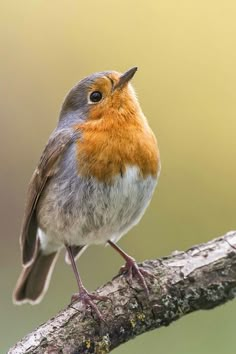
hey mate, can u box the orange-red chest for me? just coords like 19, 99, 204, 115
74, 114, 160, 183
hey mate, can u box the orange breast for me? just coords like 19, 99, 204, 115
74, 109, 160, 183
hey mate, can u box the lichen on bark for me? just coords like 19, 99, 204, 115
8, 231, 236, 354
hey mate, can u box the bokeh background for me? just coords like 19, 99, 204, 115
1, 1, 236, 353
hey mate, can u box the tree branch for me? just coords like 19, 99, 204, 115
9, 231, 236, 354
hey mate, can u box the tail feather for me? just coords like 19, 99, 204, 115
13, 249, 59, 304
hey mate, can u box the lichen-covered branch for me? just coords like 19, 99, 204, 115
8, 231, 236, 354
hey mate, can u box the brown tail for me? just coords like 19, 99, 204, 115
13, 248, 59, 304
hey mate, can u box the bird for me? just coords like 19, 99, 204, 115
13, 67, 161, 319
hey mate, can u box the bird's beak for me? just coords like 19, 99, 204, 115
114, 67, 138, 91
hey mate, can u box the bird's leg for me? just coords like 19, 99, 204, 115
66, 245, 110, 321
108, 240, 154, 296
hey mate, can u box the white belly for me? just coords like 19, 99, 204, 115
37, 165, 157, 252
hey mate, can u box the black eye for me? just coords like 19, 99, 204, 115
90, 91, 103, 103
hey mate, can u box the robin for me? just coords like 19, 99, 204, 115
13, 67, 161, 319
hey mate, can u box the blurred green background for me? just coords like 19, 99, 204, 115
1, 1, 236, 353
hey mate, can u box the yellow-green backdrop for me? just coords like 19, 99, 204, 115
1, 1, 236, 353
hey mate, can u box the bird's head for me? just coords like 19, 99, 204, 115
59, 67, 141, 124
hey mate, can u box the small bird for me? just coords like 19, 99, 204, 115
13, 67, 160, 319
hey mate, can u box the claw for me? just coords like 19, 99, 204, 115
107, 241, 155, 297
66, 245, 111, 322
71, 289, 111, 322
119, 257, 154, 296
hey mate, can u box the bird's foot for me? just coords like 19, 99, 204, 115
119, 256, 154, 296
71, 289, 110, 322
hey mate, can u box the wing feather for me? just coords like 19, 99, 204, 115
20, 128, 78, 266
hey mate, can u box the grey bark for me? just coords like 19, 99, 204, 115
8, 231, 236, 354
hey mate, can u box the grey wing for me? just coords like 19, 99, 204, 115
20, 128, 79, 266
